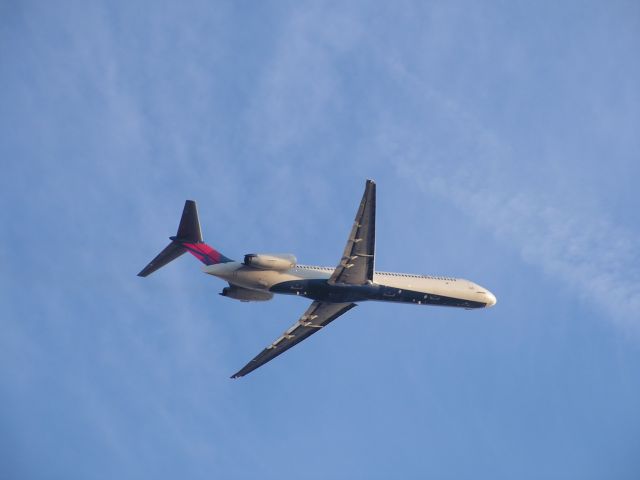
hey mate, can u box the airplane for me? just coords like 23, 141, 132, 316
138, 180, 496, 378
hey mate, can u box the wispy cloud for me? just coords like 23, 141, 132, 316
382, 63, 640, 333
247, 4, 362, 151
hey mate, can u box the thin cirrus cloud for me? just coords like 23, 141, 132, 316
380, 65, 640, 333
405, 165, 640, 332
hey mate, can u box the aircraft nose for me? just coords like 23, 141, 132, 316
484, 291, 497, 307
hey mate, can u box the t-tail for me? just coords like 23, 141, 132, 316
137, 200, 233, 277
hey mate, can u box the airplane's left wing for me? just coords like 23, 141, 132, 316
231, 301, 356, 378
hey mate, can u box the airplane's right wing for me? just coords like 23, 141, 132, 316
231, 301, 356, 378
328, 179, 376, 285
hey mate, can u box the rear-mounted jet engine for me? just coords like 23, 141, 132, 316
243, 253, 296, 271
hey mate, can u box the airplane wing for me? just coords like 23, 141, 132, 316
231, 301, 356, 378
328, 179, 376, 285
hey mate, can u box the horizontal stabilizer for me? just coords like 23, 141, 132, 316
137, 242, 186, 277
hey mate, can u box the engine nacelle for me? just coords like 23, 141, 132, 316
220, 285, 274, 302
243, 253, 296, 271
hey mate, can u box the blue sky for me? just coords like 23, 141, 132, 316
2, 1, 639, 478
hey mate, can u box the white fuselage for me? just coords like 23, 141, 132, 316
203, 262, 497, 308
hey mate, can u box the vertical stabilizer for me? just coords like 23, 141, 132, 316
175, 200, 203, 243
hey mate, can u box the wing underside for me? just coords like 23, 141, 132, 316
231, 301, 356, 378
328, 179, 376, 285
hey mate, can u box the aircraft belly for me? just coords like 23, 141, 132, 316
270, 279, 376, 302
373, 277, 487, 308
269, 279, 487, 308
377, 287, 486, 308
